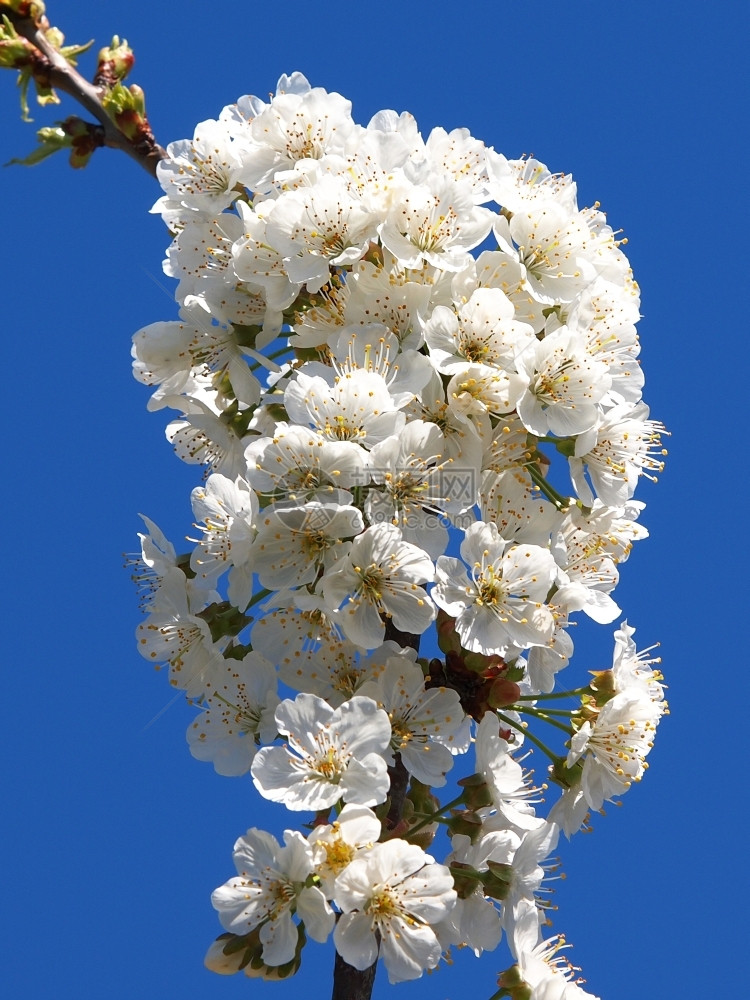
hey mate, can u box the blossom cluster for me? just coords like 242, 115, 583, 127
131, 72, 668, 996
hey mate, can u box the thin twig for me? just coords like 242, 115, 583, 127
330, 618, 420, 1000
7, 9, 166, 177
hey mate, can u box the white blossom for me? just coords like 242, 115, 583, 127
253, 502, 363, 591
434, 521, 557, 656
308, 804, 381, 897
211, 828, 334, 967
333, 839, 456, 982
323, 523, 436, 648
566, 629, 666, 812
251, 693, 392, 810
186, 650, 279, 776
358, 657, 470, 785
571, 401, 667, 506
157, 118, 246, 214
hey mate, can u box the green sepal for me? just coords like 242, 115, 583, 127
221, 932, 252, 957
234, 924, 306, 980
57, 36, 93, 65
232, 323, 264, 349
175, 552, 196, 579
483, 861, 513, 901
445, 809, 483, 841
198, 600, 253, 642
264, 400, 288, 423
589, 669, 616, 706
496, 963, 532, 1000
219, 398, 256, 437
449, 861, 484, 899
293, 345, 324, 364
403, 779, 439, 848
551, 436, 576, 458
548, 755, 583, 791
14, 61, 52, 121
456, 773, 494, 810
504, 660, 526, 682
0, 15, 30, 68
223, 642, 253, 661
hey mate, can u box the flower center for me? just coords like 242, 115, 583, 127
475, 564, 505, 608
322, 837, 354, 873
358, 564, 385, 603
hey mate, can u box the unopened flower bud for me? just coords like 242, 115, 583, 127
406, 777, 437, 814
205, 926, 304, 981
488, 677, 521, 709
244, 925, 305, 980
404, 779, 439, 848
60, 116, 102, 168
0, 23, 32, 69
204, 935, 246, 975
102, 81, 149, 141
95, 35, 134, 88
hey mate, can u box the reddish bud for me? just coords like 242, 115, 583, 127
488, 677, 521, 709
95, 35, 134, 88
436, 609, 460, 654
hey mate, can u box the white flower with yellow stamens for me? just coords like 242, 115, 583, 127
308, 804, 381, 898
425, 287, 535, 374
333, 839, 456, 982
434, 520, 556, 656
379, 173, 493, 272
189, 473, 257, 603
187, 650, 279, 776
322, 523, 435, 649
566, 688, 663, 812
570, 400, 668, 506
358, 657, 470, 786
366, 419, 456, 559
211, 827, 335, 967
508, 326, 611, 438
264, 176, 378, 293
251, 693, 391, 811
254, 502, 363, 591
245, 423, 367, 506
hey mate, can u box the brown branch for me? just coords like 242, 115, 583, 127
331, 950, 378, 1000
330, 618, 421, 1000
7, 9, 166, 177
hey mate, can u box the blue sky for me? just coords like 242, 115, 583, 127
2, 1, 746, 997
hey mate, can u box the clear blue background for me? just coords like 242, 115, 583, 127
2, 1, 745, 997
